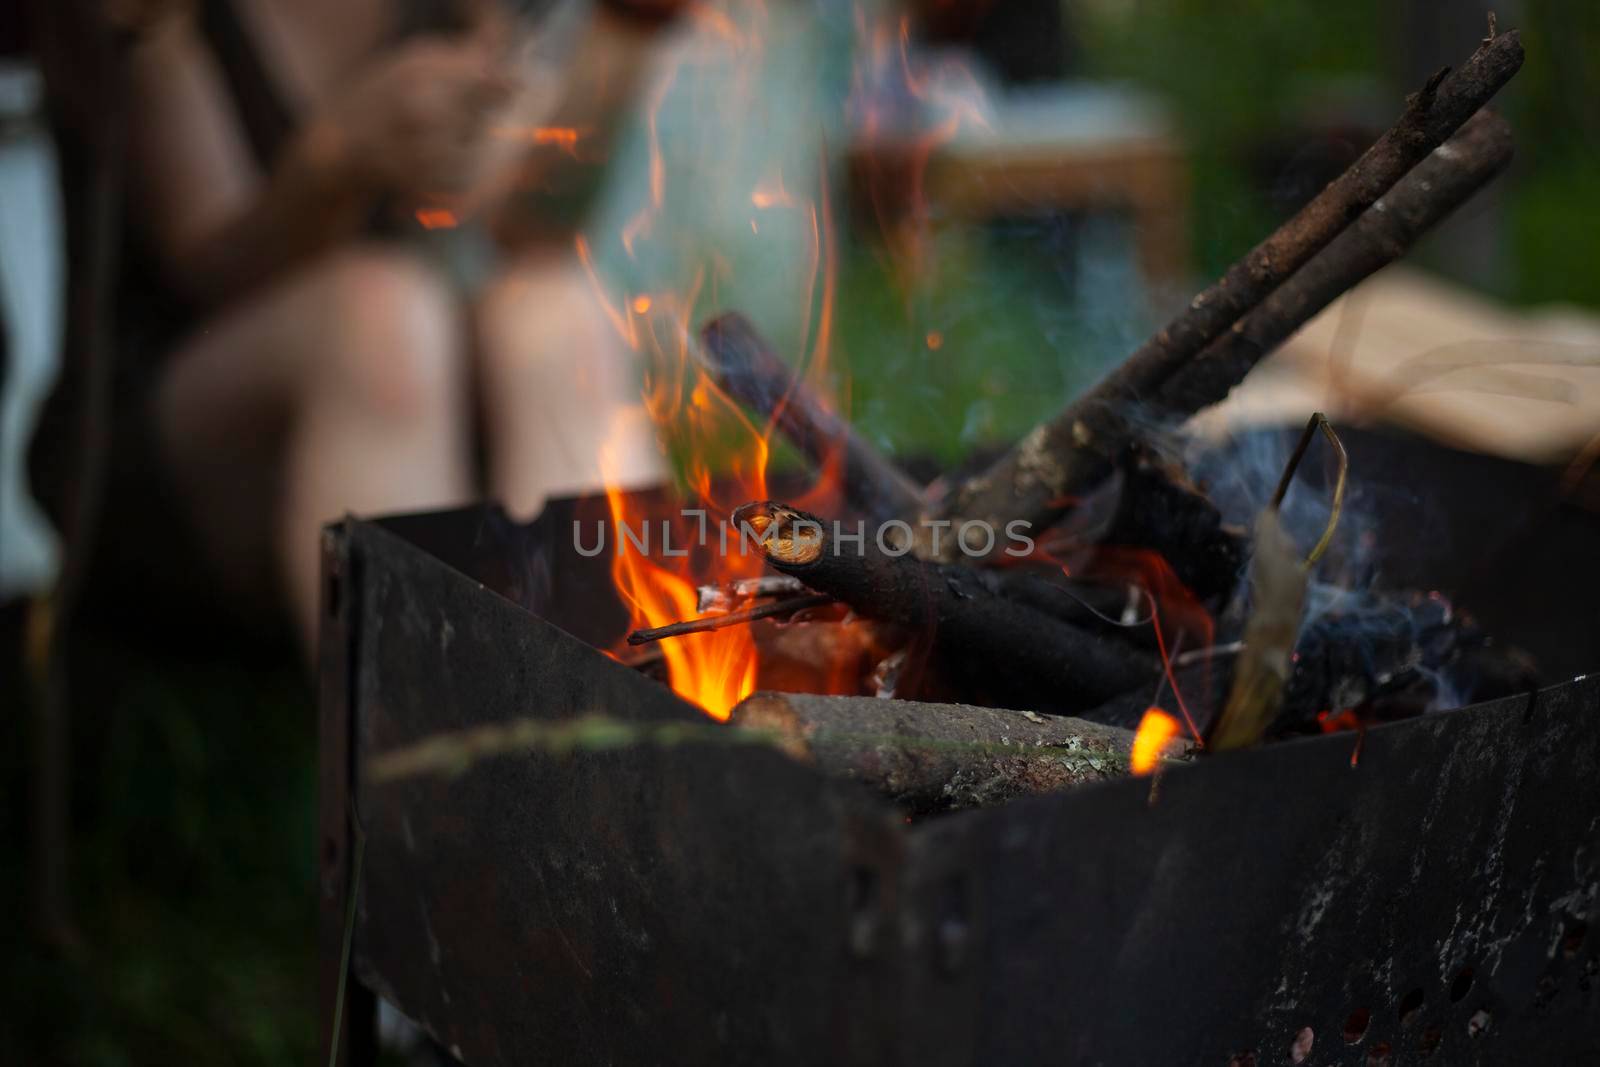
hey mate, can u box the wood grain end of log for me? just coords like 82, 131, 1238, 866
729, 691, 815, 762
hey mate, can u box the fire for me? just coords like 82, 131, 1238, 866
1131, 708, 1181, 775
587, 252, 844, 719
580, 2, 983, 719
600, 409, 761, 720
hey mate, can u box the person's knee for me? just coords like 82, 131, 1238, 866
478, 259, 630, 400
311, 247, 462, 422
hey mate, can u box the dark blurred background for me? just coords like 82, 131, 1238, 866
3, 0, 1597, 1063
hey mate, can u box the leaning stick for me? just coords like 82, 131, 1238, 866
698, 313, 925, 522
932, 29, 1523, 549
730, 692, 1190, 813
732, 501, 1157, 714
1155, 109, 1515, 415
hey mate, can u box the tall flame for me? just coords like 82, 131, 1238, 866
600, 407, 760, 720
582, 2, 989, 719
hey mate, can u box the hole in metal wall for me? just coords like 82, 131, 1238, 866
1365, 1040, 1393, 1066
1343, 1007, 1371, 1043
1398, 987, 1425, 1026
846, 865, 881, 960
1449, 966, 1475, 1003
1564, 919, 1589, 957
1418, 1022, 1443, 1057
1225, 1050, 1256, 1067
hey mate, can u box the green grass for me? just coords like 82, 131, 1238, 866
4, 637, 318, 1065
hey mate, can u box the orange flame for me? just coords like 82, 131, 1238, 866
583, 2, 953, 719
601, 409, 759, 720
1131, 708, 1181, 775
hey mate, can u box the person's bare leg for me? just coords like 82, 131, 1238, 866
476, 252, 665, 518
157, 245, 472, 646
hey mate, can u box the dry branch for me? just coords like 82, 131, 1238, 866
698, 313, 925, 522
932, 30, 1523, 549
730, 692, 1189, 812
1156, 110, 1515, 415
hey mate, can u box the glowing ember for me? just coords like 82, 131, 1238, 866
1131, 708, 1181, 775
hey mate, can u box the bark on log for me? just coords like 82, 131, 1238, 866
1155, 109, 1515, 414
698, 313, 925, 522
730, 692, 1190, 812
732, 500, 1157, 713
931, 31, 1523, 550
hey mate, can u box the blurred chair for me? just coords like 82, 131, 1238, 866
849, 66, 1189, 299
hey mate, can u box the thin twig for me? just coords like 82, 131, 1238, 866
1269, 412, 1349, 565
626, 593, 837, 645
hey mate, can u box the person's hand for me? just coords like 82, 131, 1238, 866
316, 27, 515, 201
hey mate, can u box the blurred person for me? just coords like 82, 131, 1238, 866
120, 0, 674, 647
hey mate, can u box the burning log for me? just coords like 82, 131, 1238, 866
730, 692, 1190, 812
731, 500, 1158, 714
698, 313, 926, 522
930, 29, 1523, 550
1155, 109, 1516, 415
1050, 456, 1249, 605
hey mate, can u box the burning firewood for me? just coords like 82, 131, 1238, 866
730, 692, 1190, 813
730, 500, 1158, 714
1049, 454, 1249, 606
697, 312, 926, 523
930, 29, 1523, 550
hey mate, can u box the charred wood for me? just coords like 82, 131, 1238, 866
732, 501, 1158, 714
1274, 589, 1538, 735
1050, 455, 1249, 606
